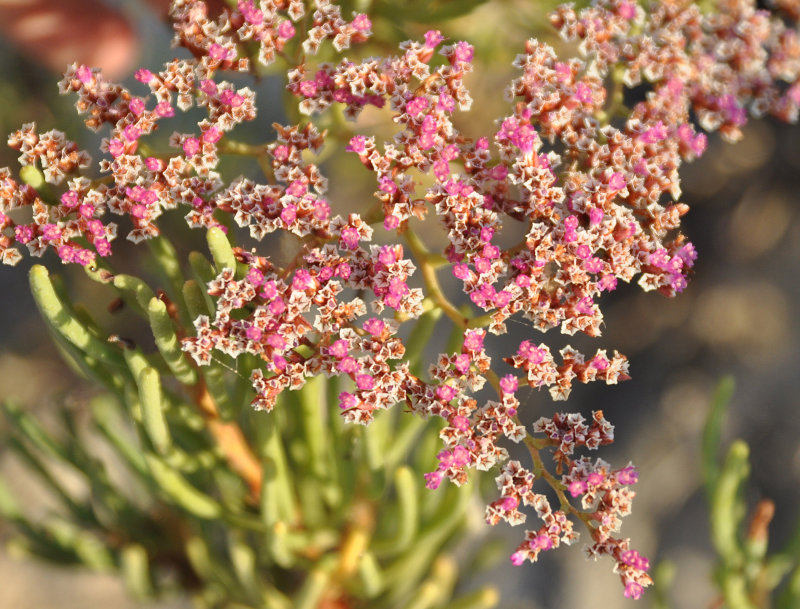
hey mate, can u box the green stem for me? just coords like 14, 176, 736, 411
404, 227, 467, 328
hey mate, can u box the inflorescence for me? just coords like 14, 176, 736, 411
3, 0, 800, 599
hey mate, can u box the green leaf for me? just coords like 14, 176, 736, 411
146, 235, 186, 306
711, 440, 750, 572
29, 265, 124, 369
372, 466, 418, 557
207, 226, 237, 274
144, 454, 223, 519
147, 296, 197, 385
137, 367, 172, 456
120, 544, 154, 600
702, 376, 735, 497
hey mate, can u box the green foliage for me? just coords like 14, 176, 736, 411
702, 377, 800, 609
0, 237, 498, 609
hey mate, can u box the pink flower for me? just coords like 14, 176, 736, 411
451, 415, 470, 431
203, 126, 222, 144
313, 200, 330, 220
424, 30, 444, 48
183, 137, 200, 157
356, 374, 374, 390
208, 43, 230, 61
238, 0, 263, 25
155, 102, 174, 118
436, 384, 457, 402
14, 225, 33, 244
129, 98, 145, 116
337, 356, 359, 374
624, 582, 644, 600
246, 326, 263, 341
41, 224, 61, 241
383, 214, 400, 231
272, 145, 289, 161
291, 269, 314, 291
608, 172, 627, 191
363, 317, 385, 336
424, 471, 443, 490
499, 375, 518, 394
377, 246, 396, 266
246, 267, 264, 286
346, 135, 369, 154
260, 280, 278, 300
575, 82, 593, 104
299, 81, 318, 97
453, 41, 474, 64
220, 90, 244, 107
640, 121, 667, 144
620, 549, 649, 571
123, 125, 141, 142
134, 68, 154, 83
286, 180, 307, 197
351, 14, 371, 32
568, 480, 587, 497
61, 190, 79, 208
76, 65, 93, 84
339, 392, 357, 410
269, 300, 286, 315
266, 334, 286, 350
618, 0, 637, 19
281, 204, 297, 225
453, 354, 470, 375
199, 79, 218, 95
617, 466, 639, 485
340, 226, 359, 249
272, 355, 287, 371
329, 339, 349, 359
277, 20, 295, 39
94, 238, 112, 257
452, 446, 470, 466
530, 534, 553, 551
406, 97, 429, 116
107, 138, 125, 158
587, 471, 604, 486
501, 496, 519, 511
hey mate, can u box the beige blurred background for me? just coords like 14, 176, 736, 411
1, 1, 799, 608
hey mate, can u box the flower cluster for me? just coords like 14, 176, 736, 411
3, 0, 800, 600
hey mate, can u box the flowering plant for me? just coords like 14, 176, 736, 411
2, 0, 800, 606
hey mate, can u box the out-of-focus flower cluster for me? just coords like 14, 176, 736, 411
3, 0, 800, 599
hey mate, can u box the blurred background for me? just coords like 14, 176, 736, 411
1, 1, 799, 608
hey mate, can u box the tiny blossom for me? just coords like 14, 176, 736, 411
134, 68, 153, 83
277, 20, 296, 39
499, 374, 518, 394
107, 138, 124, 157
246, 326, 262, 341
351, 14, 371, 32
155, 101, 175, 118
463, 330, 485, 352
329, 339, 349, 358
363, 317, 385, 336
203, 126, 222, 143
183, 137, 201, 156
617, 466, 638, 485
129, 98, 145, 115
